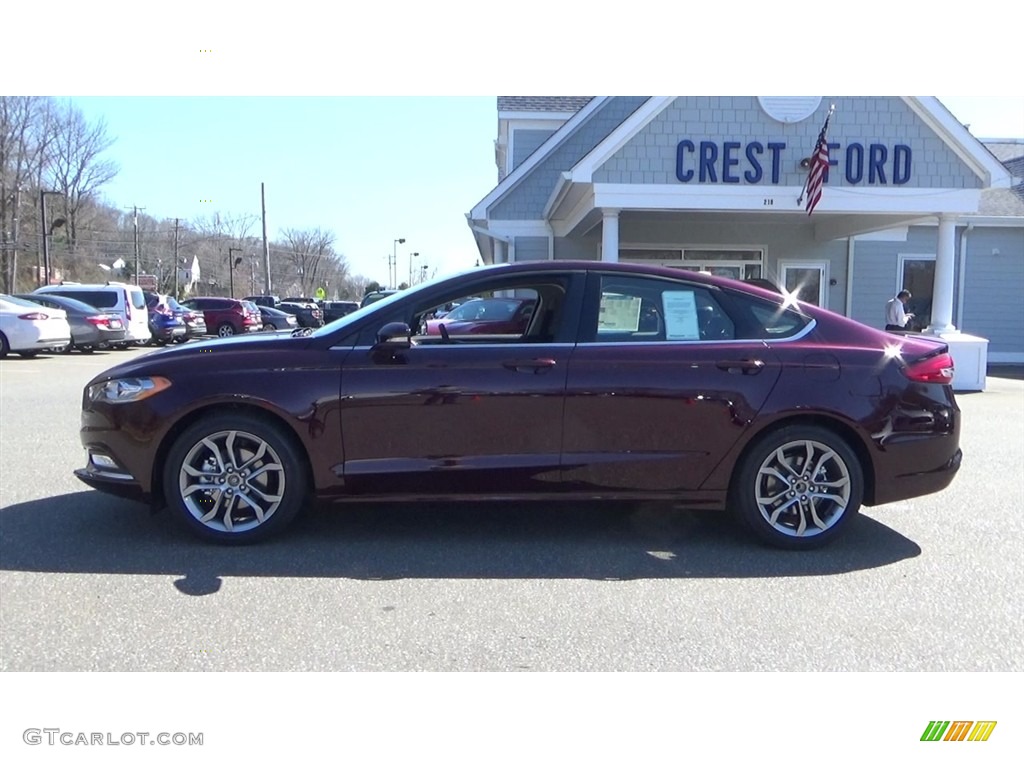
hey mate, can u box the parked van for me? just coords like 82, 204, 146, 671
33, 282, 151, 345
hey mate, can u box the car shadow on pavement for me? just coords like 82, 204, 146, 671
0, 492, 922, 595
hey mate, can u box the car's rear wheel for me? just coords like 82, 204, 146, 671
217, 323, 235, 337
163, 414, 308, 544
730, 425, 862, 549
0, 333, 9, 358
262, 322, 276, 331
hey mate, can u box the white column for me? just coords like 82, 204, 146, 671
494, 239, 505, 265
927, 214, 957, 334
601, 208, 620, 262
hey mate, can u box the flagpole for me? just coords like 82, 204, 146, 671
798, 103, 835, 208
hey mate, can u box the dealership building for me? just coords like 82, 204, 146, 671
467, 97, 1024, 390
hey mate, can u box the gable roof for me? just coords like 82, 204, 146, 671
497, 97, 593, 113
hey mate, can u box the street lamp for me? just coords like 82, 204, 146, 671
227, 247, 243, 298
392, 238, 405, 288
39, 190, 63, 287
408, 251, 420, 286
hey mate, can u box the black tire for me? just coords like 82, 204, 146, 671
729, 425, 863, 550
262, 322, 276, 331
0, 333, 9, 358
217, 323, 235, 337
18, 350, 39, 358
79, 345, 95, 354
162, 413, 308, 544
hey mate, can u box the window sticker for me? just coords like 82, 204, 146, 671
663, 290, 701, 340
598, 293, 642, 332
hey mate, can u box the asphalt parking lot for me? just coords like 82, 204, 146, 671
0, 347, 1021, 671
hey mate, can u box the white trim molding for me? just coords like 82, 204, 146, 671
904, 97, 1013, 188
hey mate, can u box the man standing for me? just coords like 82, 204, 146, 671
885, 290, 914, 331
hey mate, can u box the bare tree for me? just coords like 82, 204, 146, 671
279, 227, 340, 297
188, 212, 260, 296
0, 96, 56, 291
47, 100, 119, 266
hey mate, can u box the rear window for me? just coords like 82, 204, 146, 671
722, 292, 811, 339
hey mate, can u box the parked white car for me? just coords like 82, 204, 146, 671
34, 282, 151, 345
0, 295, 73, 358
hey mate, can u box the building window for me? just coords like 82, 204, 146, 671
619, 247, 763, 282
779, 261, 829, 307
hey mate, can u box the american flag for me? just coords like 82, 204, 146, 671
801, 105, 834, 215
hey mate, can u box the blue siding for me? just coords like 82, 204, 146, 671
489, 97, 649, 220
960, 228, 1024, 353
594, 97, 982, 190
513, 236, 549, 261
511, 129, 554, 171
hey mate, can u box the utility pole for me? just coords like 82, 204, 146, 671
228, 247, 242, 298
40, 190, 62, 287
172, 218, 180, 297
130, 205, 146, 284
261, 183, 271, 294
10, 187, 21, 292
392, 238, 405, 289
408, 251, 420, 286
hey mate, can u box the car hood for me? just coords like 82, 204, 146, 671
87, 331, 311, 383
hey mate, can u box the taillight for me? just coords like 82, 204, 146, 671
18, 312, 49, 320
124, 290, 132, 320
903, 353, 955, 384
86, 315, 109, 327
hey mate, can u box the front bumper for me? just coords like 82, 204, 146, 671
74, 460, 150, 504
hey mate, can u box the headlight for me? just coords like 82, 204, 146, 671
88, 376, 171, 404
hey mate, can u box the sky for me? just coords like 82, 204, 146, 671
62, 94, 1023, 289
69, 96, 499, 285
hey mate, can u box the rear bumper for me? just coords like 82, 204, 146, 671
871, 444, 963, 506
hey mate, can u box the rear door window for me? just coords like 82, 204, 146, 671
58, 289, 116, 308
587, 275, 735, 343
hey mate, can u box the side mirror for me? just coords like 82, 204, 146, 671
374, 321, 413, 351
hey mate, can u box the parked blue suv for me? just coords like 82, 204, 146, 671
143, 292, 187, 344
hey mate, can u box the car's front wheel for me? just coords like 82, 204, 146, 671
730, 425, 863, 549
163, 414, 309, 544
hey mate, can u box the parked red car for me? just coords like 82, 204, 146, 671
74, 261, 961, 548
181, 297, 260, 337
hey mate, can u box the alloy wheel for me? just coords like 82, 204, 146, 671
753, 438, 852, 538
177, 429, 286, 534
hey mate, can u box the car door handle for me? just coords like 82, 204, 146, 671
503, 358, 557, 374
716, 359, 765, 375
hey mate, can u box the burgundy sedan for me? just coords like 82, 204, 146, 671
74, 261, 961, 548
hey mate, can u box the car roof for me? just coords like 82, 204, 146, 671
14, 293, 101, 313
